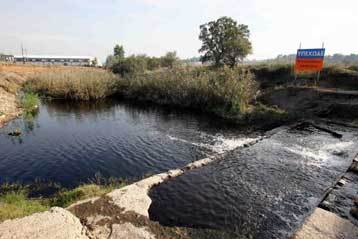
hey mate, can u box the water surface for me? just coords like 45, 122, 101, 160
0, 100, 249, 188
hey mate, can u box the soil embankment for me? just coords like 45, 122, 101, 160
259, 86, 358, 124
0, 72, 26, 127
0, 64, 95, 128
0, 64, 51, 127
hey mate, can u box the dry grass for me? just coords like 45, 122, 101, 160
0, 64, 93, 75
27, 68, 119, 100
118, 66, 258, 117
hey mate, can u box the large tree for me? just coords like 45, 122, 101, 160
199, 17, 252, 67
114, 44, 125, 58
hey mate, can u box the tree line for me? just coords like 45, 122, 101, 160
106, 16, 253, 74
105, 46, 180, 76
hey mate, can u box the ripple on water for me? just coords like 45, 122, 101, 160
0, 100, 251, 188
149, 123, 358, 238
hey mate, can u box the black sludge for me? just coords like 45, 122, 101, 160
149, 123, 358, 238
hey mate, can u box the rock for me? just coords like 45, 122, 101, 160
0, 207, 88, 239
110, 223, 155, 239
293, 208, 358, 239
168, 169, 184, 178
135, 174, 169, 191
185, 157, 213, 170
320, 201, 331, 211
350, 207, 358, 220
337, 179, 347, 186
353, 197, 358, 207
107, 184, 151, 217
349, 161, 358, 173
8, 128, 21, 136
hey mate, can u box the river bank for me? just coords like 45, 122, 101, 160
2, 63, 358, 130
0, 64, 107, 128
1, 64, 358, 238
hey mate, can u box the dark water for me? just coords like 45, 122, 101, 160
0, 100, 250, 188
149, 123, 358, 238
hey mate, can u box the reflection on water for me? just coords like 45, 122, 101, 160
0, 99, 250, 188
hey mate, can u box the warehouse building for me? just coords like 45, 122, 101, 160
13, 55, 95, 66
0, 54, 14, 62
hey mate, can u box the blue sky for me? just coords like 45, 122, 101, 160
0, 0, 357, 62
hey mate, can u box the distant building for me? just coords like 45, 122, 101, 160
0, 54, 14, 62
13, 55, 96, 66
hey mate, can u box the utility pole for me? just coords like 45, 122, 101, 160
294, 42, 301, 85
21, 44, 25, 64
316, 42, 325, 87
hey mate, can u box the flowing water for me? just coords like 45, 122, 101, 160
0, 100, 252, 188
149, 123, 358, 238
2, 100, 357, 238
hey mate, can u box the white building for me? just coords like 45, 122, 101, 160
0, 54, 14, 62
13, 55, 96, 66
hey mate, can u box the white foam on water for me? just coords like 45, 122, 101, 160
284, 141, 354, 166
168, 134, 258, 154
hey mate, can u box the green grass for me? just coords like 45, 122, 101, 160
20, 92, 39, 112
0, 191, 48, 221
0, 180, 127, 222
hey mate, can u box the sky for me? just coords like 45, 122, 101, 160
0, 0, 357, 62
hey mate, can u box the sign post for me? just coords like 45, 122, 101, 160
295, 46, 325, 86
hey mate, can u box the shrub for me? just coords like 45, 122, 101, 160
20, 92, 39, 112
111, 55, 148, 76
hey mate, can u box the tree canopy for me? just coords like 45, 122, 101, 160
160, 51, 179, 68
114, 44, 125, 58
199, 17, 252, 67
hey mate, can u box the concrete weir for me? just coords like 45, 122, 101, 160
149, 122, 358, 238
0, 123, 357, 238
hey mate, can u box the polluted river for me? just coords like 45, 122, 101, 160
1, 100, 358, 238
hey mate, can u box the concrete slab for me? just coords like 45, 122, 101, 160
0, 207, 88, 239
293, 208, 358, 239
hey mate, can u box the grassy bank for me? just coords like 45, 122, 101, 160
24, 65, 289, 126
26, 68, 118, 100
0, 180, 127, 222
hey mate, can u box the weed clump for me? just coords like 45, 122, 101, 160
20, 92, 39, 112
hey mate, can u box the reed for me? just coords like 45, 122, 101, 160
27, 68, 118, 100
117, 66, 258, 118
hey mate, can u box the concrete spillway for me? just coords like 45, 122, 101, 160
149, 123, 358, 238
